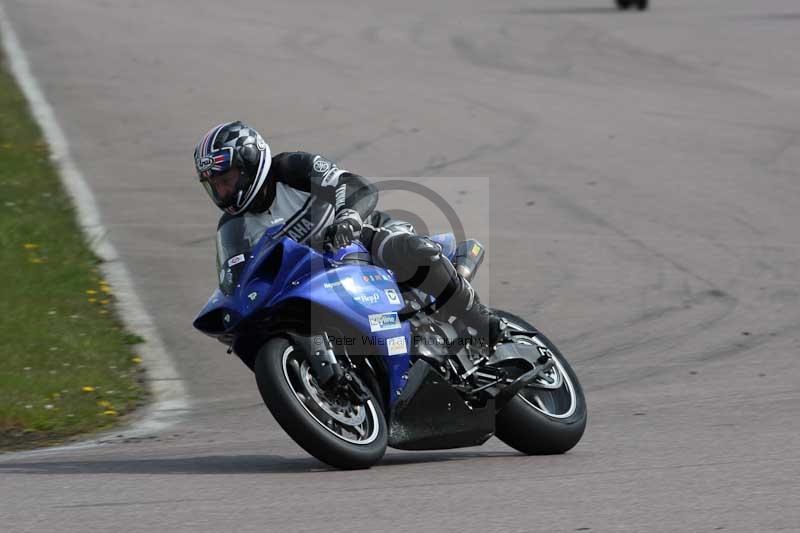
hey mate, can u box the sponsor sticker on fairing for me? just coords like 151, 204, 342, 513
228, 254, 246, 267
368, 312, 401, 332
387, 336, 407, 356
324, 276, 346, 289
384, 288, 402, 305
324, 277, 357, 291
353, 292, 381, 305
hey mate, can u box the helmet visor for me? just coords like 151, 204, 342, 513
196, 147, 239, 208
200, 167, 242, 208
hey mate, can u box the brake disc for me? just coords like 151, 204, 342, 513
301, 362, 367, 426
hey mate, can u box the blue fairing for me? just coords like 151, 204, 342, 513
194, 224, 418, 406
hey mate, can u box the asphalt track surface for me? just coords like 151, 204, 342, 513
2, 0, 799, 531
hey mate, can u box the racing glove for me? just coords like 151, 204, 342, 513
324, 209, 363, 249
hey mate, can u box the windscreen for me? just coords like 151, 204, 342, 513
215, 214, 278, 294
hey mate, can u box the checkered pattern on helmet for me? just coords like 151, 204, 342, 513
214, 123, 257, 150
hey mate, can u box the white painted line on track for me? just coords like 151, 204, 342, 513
0, 3, 189, 459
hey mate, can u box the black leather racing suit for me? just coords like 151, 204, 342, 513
219, 151, 500, 343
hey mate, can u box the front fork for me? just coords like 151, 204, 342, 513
284, 331, 369, 403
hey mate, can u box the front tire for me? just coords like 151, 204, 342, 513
254, 337, 388, 469
493, 311, 587, 455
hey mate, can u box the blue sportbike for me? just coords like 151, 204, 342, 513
194, 217, 586, 469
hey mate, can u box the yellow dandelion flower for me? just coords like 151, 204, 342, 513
131, 356, 143, 364
88, 298, 97, 303
23, 243, 39, 250
100, 299, 110, 305
97, 400, 112, 408
102, 410, 118, 417
30, 258, 45, 264
100, 286, 112, 293
81, 386, 95, 393
86, 289, 97, 295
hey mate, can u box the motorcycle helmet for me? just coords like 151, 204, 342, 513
194, 121, 271, 214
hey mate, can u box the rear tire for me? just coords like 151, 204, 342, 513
616, 0, 632, 9
493, 311, 587, 455
635, 0, 648, 10
254, 337, 387, 469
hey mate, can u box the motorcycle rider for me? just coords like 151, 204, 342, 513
194, 120, 504, 346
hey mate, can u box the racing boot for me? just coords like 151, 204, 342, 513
446, 276, 507, 348
378, 232, 506, 347
410, 246, 506, 347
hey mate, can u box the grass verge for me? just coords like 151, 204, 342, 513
0, 48, 147, 451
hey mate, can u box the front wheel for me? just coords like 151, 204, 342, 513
493, 311, 587, 455
254, 337, 387, 469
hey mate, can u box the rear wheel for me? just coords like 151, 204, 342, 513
254, 337, 387, 469
635, 0, 649, 10
493, 311, 587, 455
616, 0, 632, 9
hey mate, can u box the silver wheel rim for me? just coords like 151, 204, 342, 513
281, 346, 380, 445
505, 321, 578, 419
